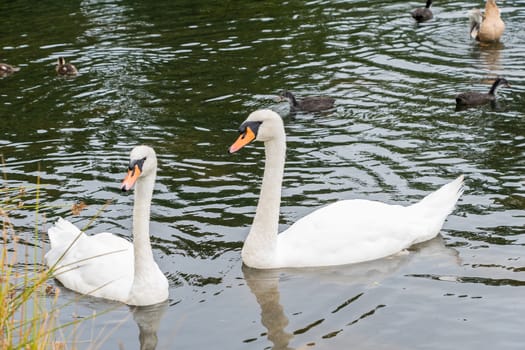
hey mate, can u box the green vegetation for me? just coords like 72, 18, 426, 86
1, 172, 122, 350
1, 183, 58, 349
0, 175, 84, 349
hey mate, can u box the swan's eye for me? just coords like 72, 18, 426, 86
128, 157, 146, 172
238, 121, 262, 138
137, 158, 146, 170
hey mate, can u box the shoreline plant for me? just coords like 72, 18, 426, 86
1, 178, 68, 349
0, 176, 96, 349
1, 159, 135, 349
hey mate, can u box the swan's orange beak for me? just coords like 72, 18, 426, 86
121, 164, 141, 192
229, 126, 256, 153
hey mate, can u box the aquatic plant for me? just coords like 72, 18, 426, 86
0, 171, 91, 349
0, 182, 65, 349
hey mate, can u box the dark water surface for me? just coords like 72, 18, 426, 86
1, 0, 524, 349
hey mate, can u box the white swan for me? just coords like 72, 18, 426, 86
229, 109, 464, 269
45, 145, 169, 306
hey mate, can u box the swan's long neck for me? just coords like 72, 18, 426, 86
126, 155, 169, 306
242, 132, 286, 268
131, 169, 157, 282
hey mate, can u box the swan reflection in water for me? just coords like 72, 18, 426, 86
243, 267, 294, 350
242, 235, 459, 350
130, 300, 168, 350
54, 293, 168, 350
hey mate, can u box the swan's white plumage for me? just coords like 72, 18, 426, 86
45, 146, 168, 306
277, 177, 463, 267
45, 218, 133, 301
230, 109, 464, 269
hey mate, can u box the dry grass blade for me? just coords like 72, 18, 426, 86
0, 176, 115, 349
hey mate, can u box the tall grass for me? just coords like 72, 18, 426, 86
0, 171, 66, 349
1, 157, 127, 349
0, 176, 83, 349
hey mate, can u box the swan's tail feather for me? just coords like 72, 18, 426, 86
47, 217, 82, 249
408, 175, 464, 243
468, 9, 482, 39
411, 175, 464, 218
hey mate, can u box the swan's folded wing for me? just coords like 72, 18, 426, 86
45, 219, 134, 301
276, 199, 431, 267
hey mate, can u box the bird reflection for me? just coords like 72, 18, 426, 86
130, 300, 168, 350
470, 41, 504, 74
243, 267, 294, 350
479, 41, 503, 71
242, 235, 458, 350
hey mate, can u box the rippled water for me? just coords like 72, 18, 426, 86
1, 0, 524, 349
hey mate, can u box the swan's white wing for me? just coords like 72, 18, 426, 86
275, 176, 463, 268
45, 218, 133, 302
276, 200, 424, 267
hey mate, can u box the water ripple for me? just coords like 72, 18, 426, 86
1, 0, 524, 348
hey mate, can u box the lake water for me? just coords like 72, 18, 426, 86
1, 0, 524, 349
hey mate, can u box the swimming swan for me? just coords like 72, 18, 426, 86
228, 109, 464, 269
45, 145, 169, 306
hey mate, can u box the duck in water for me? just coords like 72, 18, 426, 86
0, 63, 20, 76
277, 91, 335, 112
56, 57, 78, 76
455, 77, 510, 108
469, 0, 505, 42
411, 0, 433, 22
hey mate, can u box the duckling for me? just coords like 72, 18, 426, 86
411, 0, 433, 22
56, 57, 78, 75
0, 63, 20, 76
455, 77, 510, 107
278, 91, 335, 112
469, 0, 505, 42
